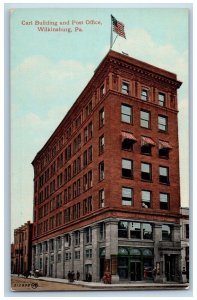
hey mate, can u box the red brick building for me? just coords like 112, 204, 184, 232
32, 50, 182, 282
12, 221, 33, 274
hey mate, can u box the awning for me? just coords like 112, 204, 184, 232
159, 140, 172, 150
141, 136, 156, 146
121, 132, 137, 142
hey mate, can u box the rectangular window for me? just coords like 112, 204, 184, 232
159, 166, 169, 184
83, 150, 87, 167
85, 227, 92, 244
83, 196, 92, 214
142, 223, 153, 240
99, 189, 105, 208
99, 108, 104, 128
121, 104, 132, 123
122, 187, 133, 206
88, 146, 93, 163
158, 115, 167, 131
130, 222, 141, 239
99, 222, 105, 240
162, 225, 171, 240
160, 193, 169, 210
140, 110, 150, 128
76, 179, 81, 196
122, 159, 133, 179
85, 249, 92, 259
141, 162, 152, 181
57, 254, 61, 262
77, 156, 81, 172
74, 231, 80, 246
73, 203, 80, 220
75, 251, 80, 260
100, 84, 105, 97
64, 208, 71, 223
67, 165, 71, 181
73, 182, 77, 199
84, 127, 88, 143
118, 221, 128, 238
68, 186, 72, 201
121, 81, 129, 95
141, 190, 151, 208
158, 93, 165, 106
88, 122, 93, 139
99, 161, 104, 181
159, 146, 169, 158
185, 224, 189, 239
65, 252, 71, 261
83, 174, 88, 191
99, 135, 105, 154
141, 89, 148, 101
88, 170, 92, 188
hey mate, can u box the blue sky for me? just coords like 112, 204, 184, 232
10, 7, 189, 241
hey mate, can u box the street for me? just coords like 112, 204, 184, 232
11, 276, 91, 292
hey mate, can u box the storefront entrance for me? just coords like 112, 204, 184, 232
117, 247, 154, 281
165, 254, 176, 281
130, 261, 141, 281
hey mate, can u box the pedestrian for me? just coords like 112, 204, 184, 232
76, 270, 80, 281
67, 270, 71, 282
71, 270, 75, 282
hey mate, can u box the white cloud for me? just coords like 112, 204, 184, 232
11, 56, 95, 107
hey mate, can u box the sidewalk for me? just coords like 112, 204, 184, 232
31, 275, 189, 290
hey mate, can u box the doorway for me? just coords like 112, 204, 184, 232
165, 254, 176, 281
130, 261, 141, 281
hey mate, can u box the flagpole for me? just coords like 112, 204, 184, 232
110, 15, 113, 49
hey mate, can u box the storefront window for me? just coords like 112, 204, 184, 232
162, 225, 171, 240
130, 222, 141, 239
118, 221, 128, 238
118, 257, 129, 279
143, 223, 153, 239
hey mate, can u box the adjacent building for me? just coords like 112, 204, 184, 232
12, 221, 33, 274
180, 207, 189, 282
31, 50, 183, 283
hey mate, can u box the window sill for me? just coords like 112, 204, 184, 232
158, 129, 168, 134
141, 179, 153, 183
159, 156, 169, 159
121, 120, 133, 125
121, 176, 134, 180
159, 182, 170, 185
140, 126, 151, 130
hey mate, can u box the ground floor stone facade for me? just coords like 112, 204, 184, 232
32, 218, 183, 283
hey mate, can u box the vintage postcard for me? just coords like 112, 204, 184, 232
10, 5, 190, 294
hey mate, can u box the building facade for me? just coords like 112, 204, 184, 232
32, 50, 182, 283
180, 207, 189, 282
12, 221, 33, 274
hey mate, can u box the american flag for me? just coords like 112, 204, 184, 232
111, 15, 126, 39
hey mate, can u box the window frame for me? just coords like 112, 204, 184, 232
99, 108, 104, 128
121, 81, 130, 95
159, 166, 169, 184
160, 192, 169, 210
122, 158, 133, 179
122, 187, 133, 206
140, 110, 150, 129
121, 104, 132, 124
99, 161, 104, 181
141, 190, 151, 208
141, 88, 149, 101
141, 162, 152, 181
158, 115, 168, 132
158, 92, 166, 107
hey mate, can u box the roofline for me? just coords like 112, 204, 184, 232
32, 49, 182, 164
